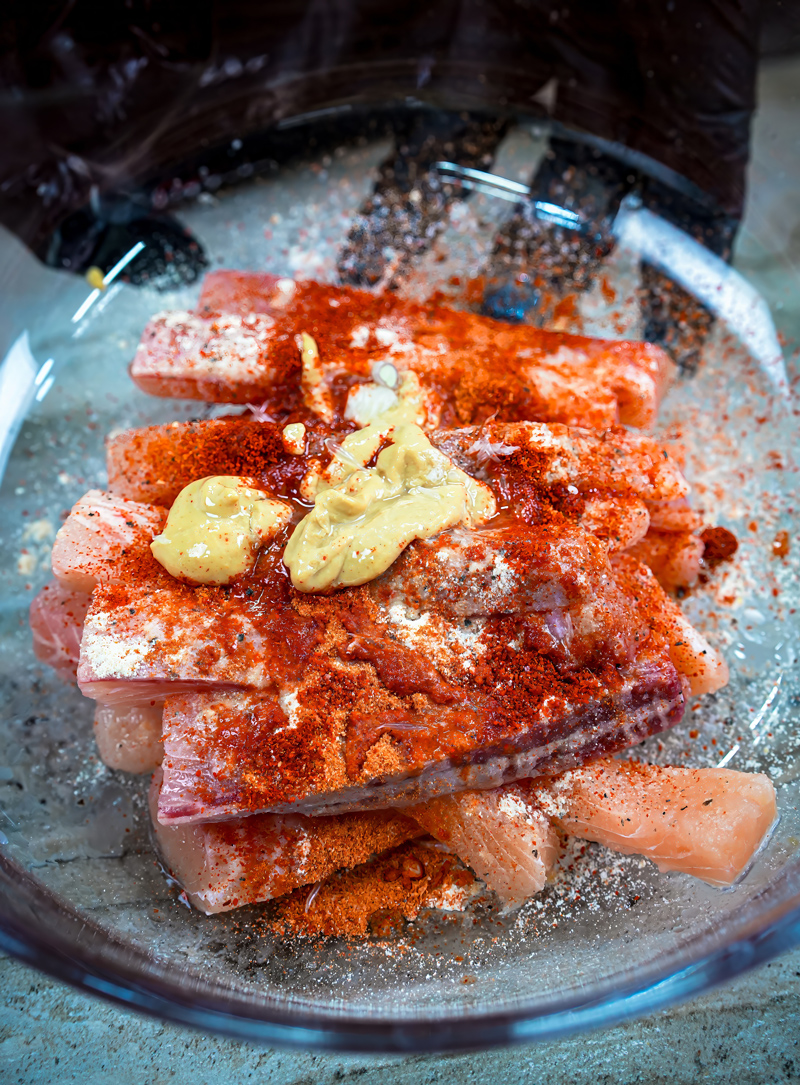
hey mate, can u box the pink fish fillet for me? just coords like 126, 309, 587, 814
51, 489, 167, 593
611, 554, 728, 696
197, 270, 283, 316
411, 761, 776, 901
29, 581, 92, 680
94, 703, 164, 774
77, 579, 322, 706
626, 529, 705, 592
131, 273, 674, 428
411, 788, 560, 908
530, 760, 777, 887
148, 769, 421, 914
131, 311, 281, 403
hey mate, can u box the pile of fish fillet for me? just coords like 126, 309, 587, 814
30, 271, 776, 917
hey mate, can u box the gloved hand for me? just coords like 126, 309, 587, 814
0, 0, 759, 302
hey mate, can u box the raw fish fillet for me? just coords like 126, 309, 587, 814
626, 530, 705, 592
149, 769, 421, 914
104, 416, 688, 509
77, 571, 322, 706
611, 554, 728, 696
131, 275, 674, 429
94, 703, 163, 774
531, 760, 777, 887
406, 760, 776, 899
197, 270, 283, 315
30, 581, 91, 680
131, 311, 281, 404
411, 788, 560, 907
52, 489, 166, 593
156, 649, 684, 822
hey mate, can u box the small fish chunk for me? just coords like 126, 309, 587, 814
532, 760, 777, 887
410, 761, 777, 900
52, 490, 166, 593
611, 554, 728, 696
131, 310, 282, 403
411, 787, 559, 907
94, 703, 164, 774
29, 581, 91, 681
626, 529, 705, 592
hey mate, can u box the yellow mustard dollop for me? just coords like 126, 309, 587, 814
151, 476, 291, 585
284, 419, 495, 592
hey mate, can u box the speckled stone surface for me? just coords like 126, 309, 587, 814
2, 55, 800, 1085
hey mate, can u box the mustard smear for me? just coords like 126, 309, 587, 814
284, 418, 495, 592
151, 476, 291, 585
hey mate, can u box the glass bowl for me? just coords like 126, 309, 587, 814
0, 104, 798, 1053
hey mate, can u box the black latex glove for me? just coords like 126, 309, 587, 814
0, 0, 759, 270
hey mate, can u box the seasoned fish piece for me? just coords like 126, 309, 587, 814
149, 769, 421, 914
30, 581, 91, 681
374, 522, 615, 618
406, 760, 776, 900
94, 703, 163, 774
156, 646, 684, 822
131, 275, 674, 429
610, 554, 728, 696
77, 570, 322, 706
436, 421, 690, 506
104, 416, 689, 511
131, 311, 284, 403
52, 489, 167, 594
105, 418, 291, 507
626, 529, 705, 592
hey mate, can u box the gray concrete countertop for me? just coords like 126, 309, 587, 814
2, 56, 800, 1085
